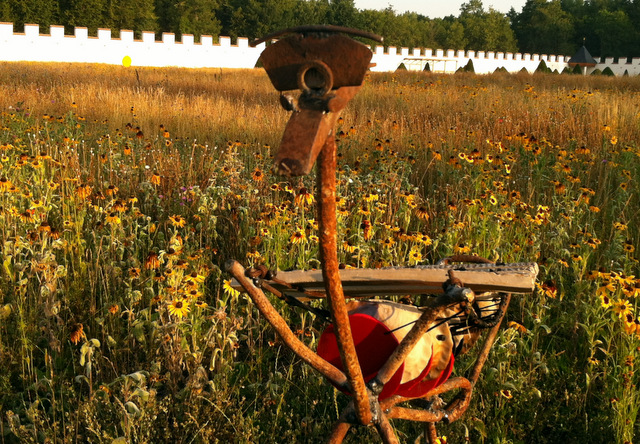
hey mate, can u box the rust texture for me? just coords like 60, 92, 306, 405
317, 136, 373, 425
225, 260, 348, 389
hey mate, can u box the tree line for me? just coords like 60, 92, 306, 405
1, 0, 639, 58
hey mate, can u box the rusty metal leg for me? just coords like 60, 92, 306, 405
468, 293, 512, 385
226, 260, 349, 389
375, 413, 400, 444
317, 136, 372, 426
373, 305, 440, 388
328, 421, 352, 444
424, 422, 438, 443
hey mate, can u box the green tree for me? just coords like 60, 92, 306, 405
103, 0, 157, 36
326, 0, 360, 28
63, 0, 107, 34
5, 0, 59, 31
592, 8, 636, 57
510, 0, 575, 55
459, 0, 517, 52
435, 19, 467, 50
155, 0, 220, 41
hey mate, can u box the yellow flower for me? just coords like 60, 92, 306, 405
508, 321, 528, 333
167, 299, 190, 319
290, 229, 306, 244
599, 293, 612, 309
623, 241, 635, 254
251, 167, 265, 182
105, 212, 121, 225
294, 187, 314, 206
415, 206, 429, 220
145, 252, 161, 269
613, 299, 633, 319
343, 240, 358, 253
409, 247, 422, 264
381, 237, 395, 248
416, 233, 432, 246
151, 173, 161, 186
76, 184, 92, 199
69, 323, 86, 345
223, 279, 240, 298
363, 192, 379, 202
169, 215, 187, 228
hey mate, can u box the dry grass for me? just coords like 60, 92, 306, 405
1, 61, 640, 443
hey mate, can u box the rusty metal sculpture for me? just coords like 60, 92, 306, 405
226, 25, 538, 443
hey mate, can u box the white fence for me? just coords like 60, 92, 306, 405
1, 23, 639, 76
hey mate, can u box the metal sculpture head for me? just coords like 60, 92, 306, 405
251, 25, 383, 176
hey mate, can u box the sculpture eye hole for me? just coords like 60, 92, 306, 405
297, 60, 333, 96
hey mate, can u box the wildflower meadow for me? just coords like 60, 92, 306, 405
0, 62, 639, 443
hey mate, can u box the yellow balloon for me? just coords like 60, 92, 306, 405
122, 56, 132, 67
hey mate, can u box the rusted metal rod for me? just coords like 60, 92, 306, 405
328, 406, 354, 444
468, 293, 512, 385
372, 288, 468, 390
375, 412, 400, 444
226, 260, 348, 389
317, 136, 373, 426
385, 379, 473, 423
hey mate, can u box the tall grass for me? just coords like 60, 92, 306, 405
0, 62, 639, 443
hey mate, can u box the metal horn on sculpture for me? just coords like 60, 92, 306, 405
226, 25, 538, 443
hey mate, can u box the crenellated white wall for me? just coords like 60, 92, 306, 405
0, 23, 264, 68
1, 23, 638, 76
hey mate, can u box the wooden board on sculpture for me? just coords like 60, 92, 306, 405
232, 262, 539, 298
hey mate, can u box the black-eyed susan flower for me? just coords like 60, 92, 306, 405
169, 215, 186, 228
223, 279, 240, 298
363, 192, 379, 203
623, 241, 635, 253
111, 200, 126, 212
409, 247, 422, 264
612, 299, 632, 319
69, 323, 86, 345
151, 173, 161, 186
599, 293, 612, 309
342, 240, 357, 253
76, 184, 92, 199
0, 177, 12, 192
105, 184, 118, 197
251, 167, 265, 182
508, 321, 528, 333
145, 252, 161, 269
290, 229, 306, 244
295, 187, 314, 206
415, 206, 429, 220
167, 299, 190, 319
19, 211, 35, 223
105, 212, 121, 225
500, 389, 513, 399
380, 237, 395, 248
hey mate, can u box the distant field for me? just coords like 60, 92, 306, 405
0, 62, 639, 443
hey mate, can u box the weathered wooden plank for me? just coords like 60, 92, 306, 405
232, 262, 538, 298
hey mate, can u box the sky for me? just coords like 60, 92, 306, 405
352, 1, 528, 18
